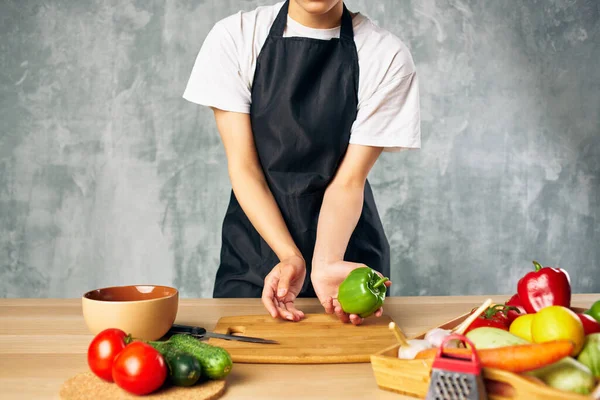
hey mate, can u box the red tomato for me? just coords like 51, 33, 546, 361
463, 317, 509, 334
505, 294, 527, 323
577, 313, 600, 335
87, 328, 127, 382
112, 341, 167, 396
463, 304, 516, 334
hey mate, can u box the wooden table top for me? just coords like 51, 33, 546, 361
1, 294, 598, 400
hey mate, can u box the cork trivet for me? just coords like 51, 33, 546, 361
59, 372, 226, 400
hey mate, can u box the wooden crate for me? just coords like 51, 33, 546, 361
370, 307, 595, 399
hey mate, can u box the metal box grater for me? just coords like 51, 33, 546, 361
425, 334, 487, 400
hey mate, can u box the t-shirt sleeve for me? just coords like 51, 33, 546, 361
349, 45, 421, 152
182, 21, 251, 114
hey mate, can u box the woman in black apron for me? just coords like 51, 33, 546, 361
184, 0, 418, 325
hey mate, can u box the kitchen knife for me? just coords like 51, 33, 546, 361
167, 323, 279, 344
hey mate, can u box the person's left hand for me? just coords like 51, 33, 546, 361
311, 261, 392, 326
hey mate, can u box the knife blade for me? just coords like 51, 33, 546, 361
168, 323, 279, 344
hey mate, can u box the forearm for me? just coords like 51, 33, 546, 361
213, 108, 302, 262
229, 163, 302, 261
311, 143, 383, 270
312, 181, 365, 268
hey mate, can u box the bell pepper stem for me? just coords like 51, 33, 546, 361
532, 260, 543, 272
373, 277, 389, 289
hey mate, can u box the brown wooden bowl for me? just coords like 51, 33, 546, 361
82, 285, 178, 340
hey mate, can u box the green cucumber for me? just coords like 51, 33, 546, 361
168, 352, 202, 387
148, 341, 202, 386
168, 334, 233, 380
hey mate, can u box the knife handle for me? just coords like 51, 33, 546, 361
169, 324, 207, 337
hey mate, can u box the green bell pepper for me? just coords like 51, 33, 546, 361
337, 266, 389, 318
585, 300, 600, 323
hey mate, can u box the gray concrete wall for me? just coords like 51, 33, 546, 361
1, 0, 598, 298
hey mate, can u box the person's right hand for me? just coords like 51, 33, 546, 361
312, 261, 392, 325
261, 255, 306, 322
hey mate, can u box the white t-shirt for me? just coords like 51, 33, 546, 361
183, 1, 421, 152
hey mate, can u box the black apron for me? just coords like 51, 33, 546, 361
213, 1, 390, 298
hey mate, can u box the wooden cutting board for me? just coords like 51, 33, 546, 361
206, 313, 398, 364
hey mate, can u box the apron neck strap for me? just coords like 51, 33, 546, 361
339, 4, 354, 40
269, 1, 354, 41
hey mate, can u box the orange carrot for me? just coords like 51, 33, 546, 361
414, 340, 574, 373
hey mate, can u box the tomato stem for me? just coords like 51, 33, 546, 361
124, 334, 134, 345
482, 304, 520, 319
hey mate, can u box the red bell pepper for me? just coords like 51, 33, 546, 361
505, 293, 526, 323
517, 260, 571, 314
463, 304, 518, 334
577, 313, 600, 335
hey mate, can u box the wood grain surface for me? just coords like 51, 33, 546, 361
1, 294, 598, 400
207, 313, 398, 363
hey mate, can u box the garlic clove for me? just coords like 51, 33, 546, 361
424, 328, 451, 348
398, 339, 433, 359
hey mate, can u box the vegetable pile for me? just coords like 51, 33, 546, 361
87, 328, 232, 396
397, 260, 600, 396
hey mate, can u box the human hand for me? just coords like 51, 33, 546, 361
261, 255, 307, 322
311, 261, 392, 326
